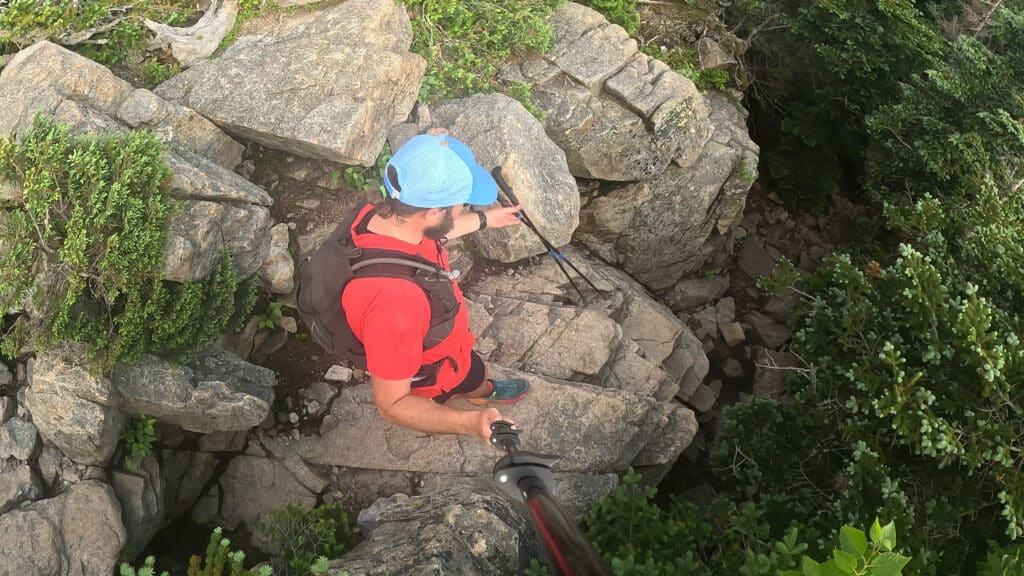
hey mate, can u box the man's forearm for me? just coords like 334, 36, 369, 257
380, 393, 479, 437
445, 211, 484, 241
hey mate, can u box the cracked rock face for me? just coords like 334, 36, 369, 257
499, 3, 760, 290
212, 455, 318, 538
465, 249, 701, 403
575, 94, 760, 291
329, 488, 536, 576
501, 2, 712, 181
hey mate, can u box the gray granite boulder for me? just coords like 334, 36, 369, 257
110, 346, 275, 434
293, 373, 661, 474
576, 94, 759, 291
0, 41, 241, 168
214, 455, 317, 540
501, 3, 712, 181
159, 449, 219, 520
0, 480, 126, 576
0, 461, 43, 514
429, 93, 579, 263
155, 0, 425, 165
0, 416, 39, 461
111, 455, 165, 555
330, 488, 537, 575
25, 343, 125, 466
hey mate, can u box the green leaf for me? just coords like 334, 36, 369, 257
840, 526, 868, 558
870, 518, 883, 545
782, 571, 803, 576
802, 557, 822, 576
818, 560, 850, 576
833, 549, 858, 574
880, 521, 897, 551
870, 552, 911, 576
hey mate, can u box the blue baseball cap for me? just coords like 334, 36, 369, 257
383, 133, 498, 208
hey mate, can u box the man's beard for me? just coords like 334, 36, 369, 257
424, 208, 455, 240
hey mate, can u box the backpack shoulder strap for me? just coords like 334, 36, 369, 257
351, 256, 458, 280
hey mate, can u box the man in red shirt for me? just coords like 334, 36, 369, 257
342, 131, 529, 444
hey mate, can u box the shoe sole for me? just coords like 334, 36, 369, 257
466, 390, 528, 405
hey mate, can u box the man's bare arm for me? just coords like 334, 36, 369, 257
372, 375, 505, 441
445, 206, 523, 241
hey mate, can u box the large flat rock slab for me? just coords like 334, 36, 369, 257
293, 370, 661, 475
155, 0, 425, 165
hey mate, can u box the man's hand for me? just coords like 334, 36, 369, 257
483, 206, 523, 229
476, 407, 512, 446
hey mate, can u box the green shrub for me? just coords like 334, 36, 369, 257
715, 178, 1024, 572
979, 542, 1024, 576
186, 528, 272, 576
587, 469, 807, 575
257, 301, 284, 331
865, 9, 1024, 203
121, 415, 156, 471
586, 469, 916, 575
578, 0, 639, 34
398, 0, 564, 102
0, 0, 132, 48
340, 143, 391, 195
780, 520, 910, 576
726, 0, 946, 206
257, 502, 357, 575
639, 45, 730, 92
120, 556, 169, 576
0, 115, 257, 367
308, 556, 350, 576
119, 528, 353, 576
1, 0, 198, 66
140, 60, 181, 88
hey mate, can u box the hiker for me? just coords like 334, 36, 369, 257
298, 130, 530, 444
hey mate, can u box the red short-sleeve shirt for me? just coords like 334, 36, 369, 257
341, 204, 474, 398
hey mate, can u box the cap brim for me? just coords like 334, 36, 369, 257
446, 136, 498, 206
466, 162, 498, 205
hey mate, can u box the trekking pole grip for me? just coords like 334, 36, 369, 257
491, 166, 521, 206
489, 421, 520, 453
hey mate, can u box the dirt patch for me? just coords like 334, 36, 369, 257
227, 142, 383, 434
237, 0, 347, 38
242, 142, 376, 255
637, 0, 720, 50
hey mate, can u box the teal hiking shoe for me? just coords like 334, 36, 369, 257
468, 378, 530, 405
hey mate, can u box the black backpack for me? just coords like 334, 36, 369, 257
296, 205, 462, 385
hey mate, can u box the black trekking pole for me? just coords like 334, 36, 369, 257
490, 167, 602, 302
489, 421, 614, 576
